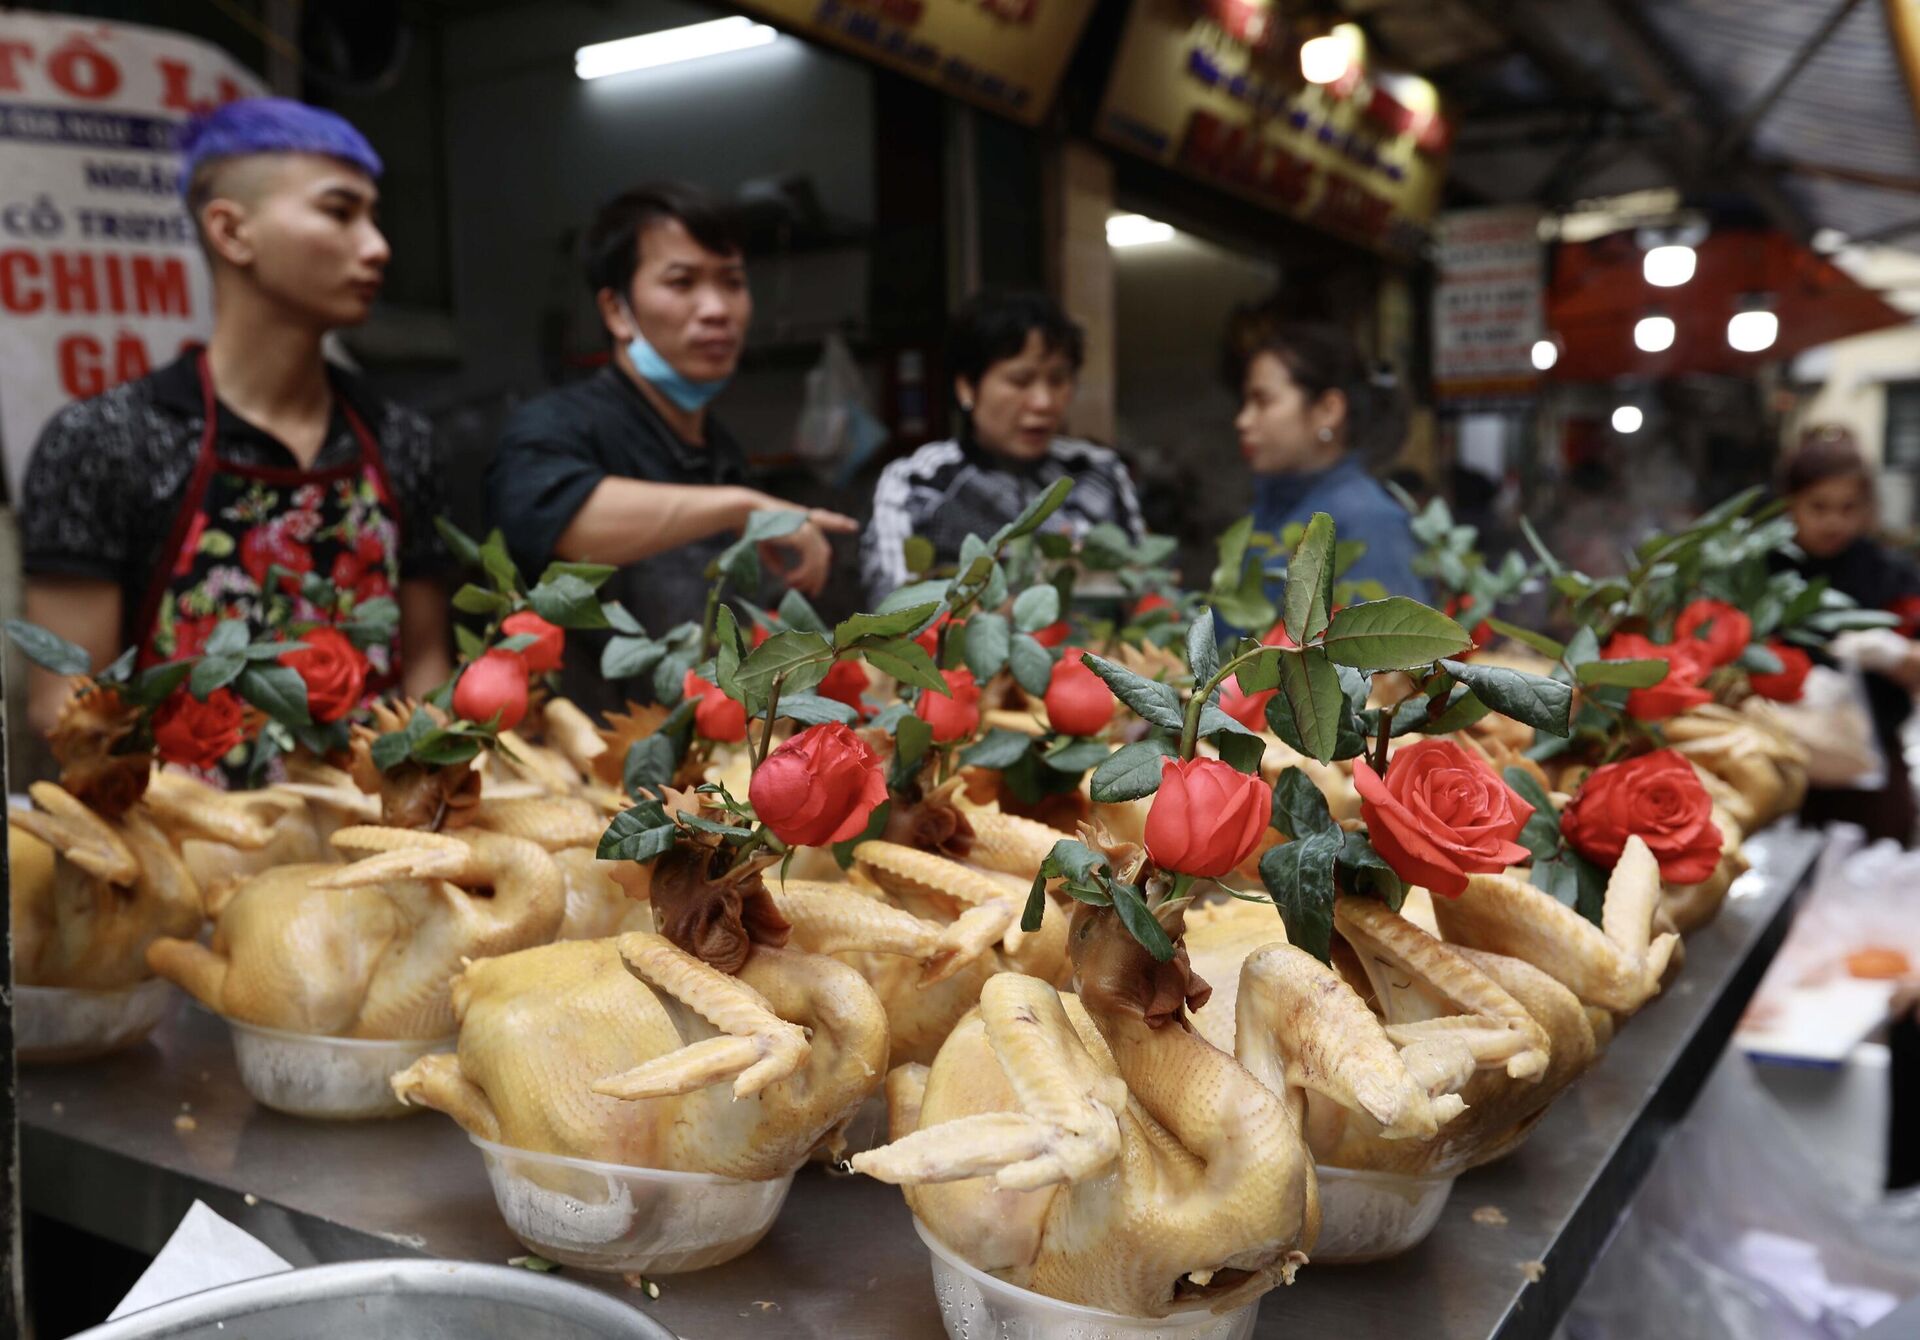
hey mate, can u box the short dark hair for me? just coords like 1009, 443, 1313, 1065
580, 181, 743, 300
1782, 424, 1872, 496
1225, 310, 1406, 461
948, 289, 1084, 387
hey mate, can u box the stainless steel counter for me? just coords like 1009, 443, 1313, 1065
20, 825, 1822, 1340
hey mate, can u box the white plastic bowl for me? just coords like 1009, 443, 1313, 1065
1311, 1164, 1454, 1264
15, 979, 176, 1064
914, 1217, 1260, 1340
471, 1134, 794, 1275
228, 1020, 453, 1120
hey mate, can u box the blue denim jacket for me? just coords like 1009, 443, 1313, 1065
1251, 455, 1428, 600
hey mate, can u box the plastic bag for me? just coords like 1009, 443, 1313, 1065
792, 332, 887, 486
1768, 665, 1885, 790
1559, 1049, 1920, 1340
1759, 825, 1920, 995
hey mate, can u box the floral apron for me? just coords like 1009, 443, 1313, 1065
134, 351, 405, 699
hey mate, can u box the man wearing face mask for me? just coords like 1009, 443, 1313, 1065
487, 182, 856, 710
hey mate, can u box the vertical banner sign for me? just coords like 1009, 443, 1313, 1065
1431, 206, 1544, 400
0, 14, 262, 499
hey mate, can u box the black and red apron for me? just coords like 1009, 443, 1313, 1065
134, 352, 405, 722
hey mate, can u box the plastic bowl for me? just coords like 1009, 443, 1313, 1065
1311, 1164, 1454, 1264
16, 979, 177, 1064
471, 1134, 794, 1275
228, 1020, 453, 1120
914, 1217, 1260, 1340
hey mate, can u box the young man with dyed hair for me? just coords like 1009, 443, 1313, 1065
21, 97, 452, 746
486, 181, 857, 712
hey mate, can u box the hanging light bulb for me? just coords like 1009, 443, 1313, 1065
1643, 244, 1697, 287
1612, 405, 1644, 433
1727, 298, 1778, 353
1530, 338, 1559, 371
1634, 314, 1676, 353
1300, 25, 1361, 84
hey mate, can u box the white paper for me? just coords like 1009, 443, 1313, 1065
108, 1200, 292, 1320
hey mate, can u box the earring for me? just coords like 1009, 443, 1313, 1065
960, 398, 974, 412
1317, 427, 1334, 443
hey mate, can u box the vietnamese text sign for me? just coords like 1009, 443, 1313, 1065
1096, 0, 1449, 255
1432, 206, 1544, 399
0, 13, 262, 499
737, 0, 1095, 125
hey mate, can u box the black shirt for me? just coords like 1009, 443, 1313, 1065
485, 366, 750, 713
1780, 538, 1920, 749
22, 349, 448, 645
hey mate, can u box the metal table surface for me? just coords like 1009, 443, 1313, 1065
20, 825, 1823, 1340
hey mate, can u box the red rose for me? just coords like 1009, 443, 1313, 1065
1044, 648, 1114, 736
1144, 757, 1271, 878
1562, 749, 1723, 884
240, 525, 312, 595
817, 658, 871, 715
169, 612, 220, 660
330, 550, 365, 590
1032, 620, 1072, 648
152, 687, 246, 769
1133, 593, 1173, 620
1261, 619, 1299, 650
1445, 595, 1495, 651
1601, 632, 1713, 721
1889, 594, 1920, 639
1354, 738, 1532, 898
279, 626, 368, 724
915, 667, 982, 744
914, 614, 952, 659
749, 723, 888, 847
453, 650, 529, 731
1748, 641, 1812, 703
1216, 678, 1275, 731
1674, 599, 1753, 669
683, 669, 747, 743
501, 610, 565, 674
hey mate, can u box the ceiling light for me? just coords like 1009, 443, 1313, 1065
1300, 25, 1361, 84
1106, 213, 1175, 248
1643, 244, 1696, 287
1530, 339, 1559, 371
1612, 405, 1644, 433
576, 17, 777, 81
1727, 308, 1778, 353
1634, 314, 1676, 353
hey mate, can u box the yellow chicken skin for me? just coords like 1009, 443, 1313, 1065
145, 826, 564, 1038
854, 899, 1316, 1320
391, 934, 887, 1179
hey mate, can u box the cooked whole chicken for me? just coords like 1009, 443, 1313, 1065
853, 898, 1315, 1319
1665, 701, 1809, 832
146, 826, 564, 1037
391, 839, 890, 1178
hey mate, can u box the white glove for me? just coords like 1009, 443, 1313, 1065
1828, 629, 1912, 674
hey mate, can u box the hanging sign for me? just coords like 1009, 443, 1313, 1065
0, 12, 262, 499
1432, 206, 1544, 400
736, 0, 1096, 126
1096, 0, 1449, 255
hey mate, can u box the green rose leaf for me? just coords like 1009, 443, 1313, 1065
623, 734, 680, 798
598, 801, 679, 864
902, 534, 936, 576
1214, 730, 1266, 776
1235, 645, 1283, 695
1109, 880, 1176, 962
960, 727, 1035, 770
895, 712, 935, 771
1088, 737, 1175, 802
1532, 849, 1608, 927
1186, 610, 1220, 685
1008, 632, 1055, 696
189, 653, 245, 698
989, 476, 1074, 548
1337, 831, 1406, 910
1441, 659, 1574, 737
411, 731, 483, 767
1484, 617, 1567, 661
529, 574, 612, 630
962, 611, 1012, 680
1259, 827, 1342, 963
1737, 643, 1786, 675
835, 602, 942, 648
862, 637, 948, 694
2, 619, 91, 676
773, 693, 861, 726
478, 528, 520, 593
452, 584, 509, 616
235, 662, 311, 727
1279, 646, 1345, 764
734, 629, 831, 704
1321, 599, 1474, 670
1284, 512, 1337, 643
777, 589, 830, 635
126, 660, 193, 708
1503, 765, 1563, 865
538, 560, 618, 590
1082, 655, 1184, 731
1575, 658, 1670, 689
1043, 737, 1112, 774
602, 635, 664, 682
875, 579, 951, 616
1270, 766, 1338, 840
1012, 585, 1061, 635
434, 517, 484, 570
604, 602, 643, 635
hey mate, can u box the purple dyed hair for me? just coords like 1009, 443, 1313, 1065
178, 97, 382, 196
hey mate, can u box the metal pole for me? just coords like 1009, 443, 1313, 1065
1712, 0, 1869, 161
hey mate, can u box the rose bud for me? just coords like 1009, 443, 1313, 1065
1216, 678, 1275, 731
453, 649, 530, 731
817, 658, 871, 715
1143, 757, 1272, 879
1600, 631, 1713, 721
1562, 749, 1723, 884
913, 613, 951, 659
749, 722, 889, 847
1032, 619, 1072, 648
1445, 594, 1496, 651
1748, 641, 1812, 703
1674, 598, 1754, 670
278, 626, 368, 724
1133, 592, 1174, 620
500, 610, 565, 674
915, 667, 982, 743
1044, 648, 1114, 736
1354, 738, 1532, 898
152, 687, 246, 769
682, 669, 748, 743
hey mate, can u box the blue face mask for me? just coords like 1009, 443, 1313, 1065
622, 306, 730, 412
